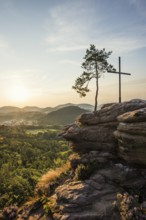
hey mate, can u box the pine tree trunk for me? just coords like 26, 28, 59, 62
94, 77, 98, 111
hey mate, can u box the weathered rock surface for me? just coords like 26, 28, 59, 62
60, 122, 118, 153
16, 99, 146, 220
54, 99, 146, 219
117, 107, 146, 123
78, 99, 146, 125
114, 107, 146, 165
50, 179, 119, 220
47, 160, 146, 220
61, 99, 146, 154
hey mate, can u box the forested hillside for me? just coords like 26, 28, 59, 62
0, 125, 72, 210
0, 104, 92, 126
40, 106, 89, 125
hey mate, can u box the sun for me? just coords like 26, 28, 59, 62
10, 85, 29, 102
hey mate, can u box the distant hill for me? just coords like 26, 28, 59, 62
22, 106, 42, 112
0, 103, 93, 126
0, 106, 20, 113
53, 103, 94, 112
41, 107, 54, 114
23, 106, 53, 113
39, 106, 89, 125
77, 104, 94, 111
53, 103, 74, 110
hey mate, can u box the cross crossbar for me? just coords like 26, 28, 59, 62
107, 71, 131, 76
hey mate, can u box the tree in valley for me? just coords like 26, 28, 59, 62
72, 44, 116, 111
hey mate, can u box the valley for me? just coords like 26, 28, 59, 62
0, 103, 93, 126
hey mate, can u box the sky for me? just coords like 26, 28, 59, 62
0, 0, 146, 107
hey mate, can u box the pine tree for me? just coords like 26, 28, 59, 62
73, 44, 116, 111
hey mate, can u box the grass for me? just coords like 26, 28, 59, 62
36, 161, 71, 195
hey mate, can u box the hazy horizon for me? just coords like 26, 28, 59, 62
0, 102, 95, 108
0, 0, 146, 108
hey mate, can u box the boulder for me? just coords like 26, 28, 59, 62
62, 122, 118, 153
78, 99, 146, 125
61, 99, 146, 154
49, 174, 120, 220
117, 122, 146, 135
114, 107, 146, 165
47, 161, 146, 220
117, 107, 146, 123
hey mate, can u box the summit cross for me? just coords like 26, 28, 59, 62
107, 57, 131, 103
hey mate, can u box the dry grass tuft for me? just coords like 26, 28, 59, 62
36, 161, 71, 195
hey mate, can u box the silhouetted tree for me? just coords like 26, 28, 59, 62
73, 44, 116, 111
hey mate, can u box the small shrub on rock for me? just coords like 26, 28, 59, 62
113, 192, 146, 220
75, 164, 89, 180
75, 161, 100, 180
69, 153, 81, 171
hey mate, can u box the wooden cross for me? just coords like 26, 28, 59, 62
107, 57, 131, 103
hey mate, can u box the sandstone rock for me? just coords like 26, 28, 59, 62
117, 107, 146, 123
114, 130, 146, 165
50, 177, 120, 220
60, 99, 146, 154
98, 164, 146, 190
70, 140, 116, 153
47, 161, 146, 220
114, 106, 146, 166
117, 122, 146, 135
49, 99, 146, 219
101, 103, 116, 109
61, 123, 118, 153
17, 99, 146, 220
78, 99, 146, 125
69, 151, 114, 172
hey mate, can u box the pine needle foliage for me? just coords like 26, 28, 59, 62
73, 44, 116, 111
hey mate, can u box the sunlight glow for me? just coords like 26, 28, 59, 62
10, 85, 30, 102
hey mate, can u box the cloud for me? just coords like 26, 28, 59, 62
50, 45, 87, 52
44, 0, 146, 54
98, 35, 146, 53
44, 1, 99, 52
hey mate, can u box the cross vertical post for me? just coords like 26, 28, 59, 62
119, 57, 121, 103
107, 57, 131, 103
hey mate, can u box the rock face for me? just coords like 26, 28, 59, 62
114, 107, 146, 165
61, 122, 117, 153
47, 151, 146, 220
53, 99, 146, 220
51, 177, 119, 220
61, 99, 146, 157
16, 99, 146, 220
